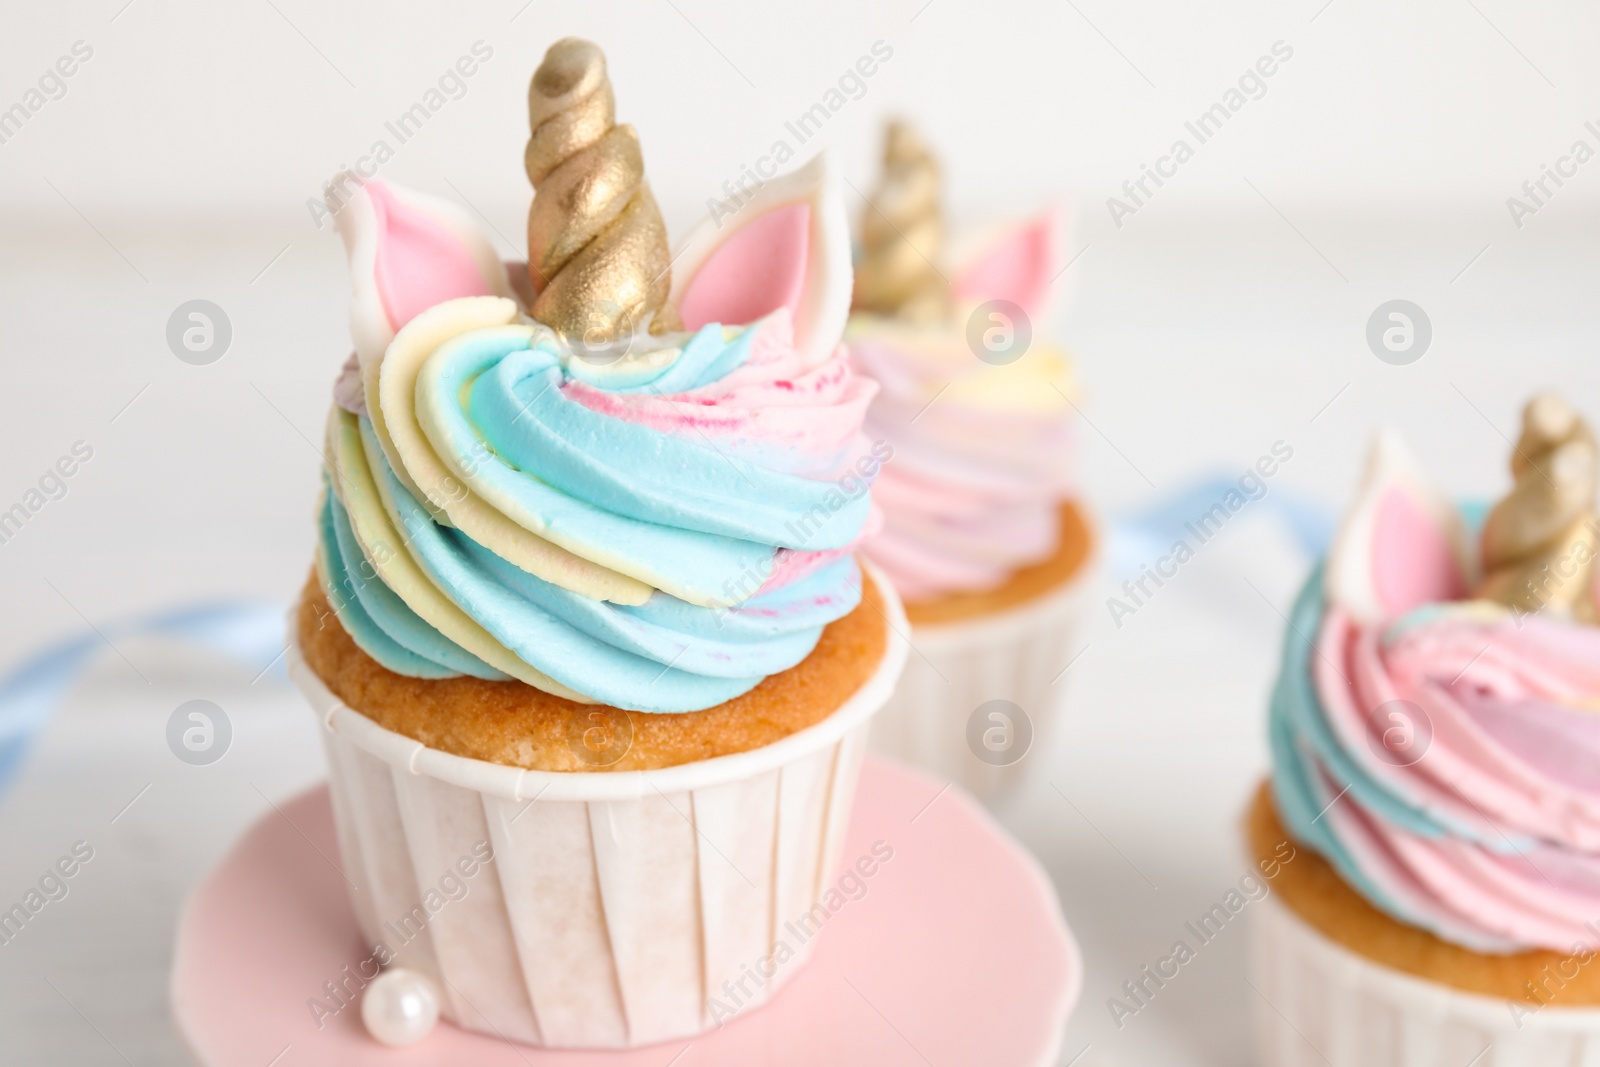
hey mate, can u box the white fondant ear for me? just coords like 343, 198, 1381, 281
1325, 430, 1474, 623
331, 175, 512, 369
948, 206, 1062, 319
668, 153, 851, 366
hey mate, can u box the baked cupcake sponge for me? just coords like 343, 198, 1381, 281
1247, 781, 1600, 1007
298, 569, 889, 773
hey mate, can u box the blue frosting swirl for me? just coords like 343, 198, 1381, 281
413, 323, 870, 606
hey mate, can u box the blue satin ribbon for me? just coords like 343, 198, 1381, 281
1107, 473, 1335, 577
0, 602, 288, 799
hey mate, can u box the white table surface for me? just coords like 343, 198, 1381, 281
3, 205, 1599, 1067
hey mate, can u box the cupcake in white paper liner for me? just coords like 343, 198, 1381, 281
291, 587, 907, 1048
846, 120, 1093, 799
870, 548, 1092, 800
1248, 401, 1600, 1066
1253, 894, 1600, 1067
288, 37, 908, 1049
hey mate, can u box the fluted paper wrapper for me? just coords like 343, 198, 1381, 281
870, 566, 1089, 800
1251, 894, 1600, 1067
287, 577, 908, 1050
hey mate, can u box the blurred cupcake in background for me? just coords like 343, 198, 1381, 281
847, 120, 1092, 799
1248, 394, 1600, 1066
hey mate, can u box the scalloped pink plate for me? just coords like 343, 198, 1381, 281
172, 758, 1079, 1065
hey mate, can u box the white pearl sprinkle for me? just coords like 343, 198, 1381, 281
361, 968, 440, 1047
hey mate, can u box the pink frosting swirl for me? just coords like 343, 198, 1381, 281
848, 326, 1075, 602
1312, 603, 1600, 951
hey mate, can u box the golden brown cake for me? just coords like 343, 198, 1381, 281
1247, 782, 1600, 1007
299, 569, 888, 772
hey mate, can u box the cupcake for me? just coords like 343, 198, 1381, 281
845, 121, 1092, 798
291, 38, 906, 1049
1247, 395, 1600, 1066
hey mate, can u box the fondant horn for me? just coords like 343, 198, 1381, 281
524, 38, 679, 341
1477, 392, 1600, 621
852, 119, 948, 322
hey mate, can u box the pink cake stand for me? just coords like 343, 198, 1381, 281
172, 758, 1080, 1066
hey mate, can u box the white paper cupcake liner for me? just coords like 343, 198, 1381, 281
1251, 893, 1600, 1066
869, 562, 1091, 800
287, 570, 908, 1050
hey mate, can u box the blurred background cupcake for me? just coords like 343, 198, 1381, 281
1247, 394, 1600, 1066
847, 120, 1092, 799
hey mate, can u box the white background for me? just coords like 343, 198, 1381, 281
2, 0, 1599, 1064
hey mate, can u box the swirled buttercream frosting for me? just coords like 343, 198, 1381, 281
314, 154, 873, 712
1271, 428, 1600, 954
848, 211, 1076, 602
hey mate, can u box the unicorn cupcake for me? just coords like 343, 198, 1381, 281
846, 120, 1091, 798
290, 38, 906, 1048
1248, 394, 1600, 1065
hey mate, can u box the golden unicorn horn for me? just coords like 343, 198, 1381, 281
1477, 392, 1600, 621
852, 119, 948, 322
524, 38, 679, 341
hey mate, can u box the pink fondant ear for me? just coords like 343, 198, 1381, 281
1371, 487, 1465, 612
332, 174, 511, 368
1325, 431, 1473, 623
368, 182, 492, 331
669, 153, 851, 366
678, 202, 810, 331
950, 209, 1059, 318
